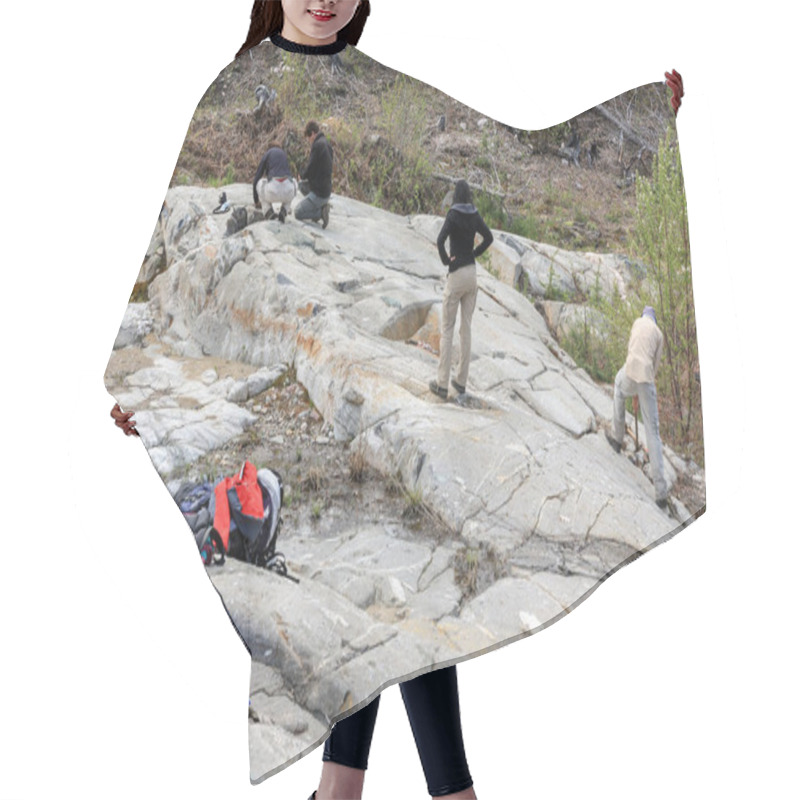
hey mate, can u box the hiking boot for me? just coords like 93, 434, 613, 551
429, 380, 448, 399
451, 378, 466, 395
264, 207, 275, 221
278, 207, 287, 224
605, 431, 622, 454
656, 497, 669, 511
321, 203, 330, 229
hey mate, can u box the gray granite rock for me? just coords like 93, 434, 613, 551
247, 365, 287, 397
250, 662, 286, 697
408, 567, 461, 621
105, 185, 706, 783
113, 303, 154, 349
249, 694, 325, 738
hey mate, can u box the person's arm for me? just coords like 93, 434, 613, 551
253, 152, 269, 206
473, 214, 494, 260
301, 139, 319, 181
437, 215, 453, 266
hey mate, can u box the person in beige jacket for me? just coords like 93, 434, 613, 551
606, 306, 669, 508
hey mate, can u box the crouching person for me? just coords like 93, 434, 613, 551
294, 121, 333, 229
254, 142, 296, 223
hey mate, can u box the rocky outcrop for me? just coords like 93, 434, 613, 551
105, 183, 705, 781
538, 299, 609, 342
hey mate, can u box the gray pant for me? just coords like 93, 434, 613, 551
437, 265, 478, 389
294, 191, 329, 221
257, 177, 296, 213
612, 367, 668, 501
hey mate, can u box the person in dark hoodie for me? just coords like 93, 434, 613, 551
295, 120, 333, 228
430, 180, 493, 398
253, 141, 296, 223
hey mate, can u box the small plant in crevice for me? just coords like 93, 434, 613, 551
454, 543, 508, 601
348, 433, 369, 484
303, 466, 326, 492
401, 486, 425, 520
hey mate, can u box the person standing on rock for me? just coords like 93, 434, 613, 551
429, 179, 493, 399
605, 306, 669, 509
253, 141, 296, 223
295, 120, 334, 229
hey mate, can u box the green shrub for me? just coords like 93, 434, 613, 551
598, 130, 702, 461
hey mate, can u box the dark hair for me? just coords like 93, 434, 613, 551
237, 0, 371, 59
305, 121, 320, 137
453, 179, 473, 206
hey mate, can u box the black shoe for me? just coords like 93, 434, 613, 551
605, 431, 622, 454
451, 378, 466, 395
429, 380, 447, 399
321, 203, 330, 229
307, 793, 316, 800
656, 497, 669, 510
264, 207, 275, 221
278, 207, 287, 224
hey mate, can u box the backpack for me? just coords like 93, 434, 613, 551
175, 461, 296, 581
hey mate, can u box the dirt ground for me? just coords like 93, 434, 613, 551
186, 371, 452, 548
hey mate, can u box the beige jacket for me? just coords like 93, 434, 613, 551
624, 316, 663, 384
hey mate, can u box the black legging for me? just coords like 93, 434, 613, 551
323, 665, 473, 797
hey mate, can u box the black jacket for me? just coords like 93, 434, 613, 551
253, 147, 292, 204
437, 204, 494, 271
301, 133, 333, 199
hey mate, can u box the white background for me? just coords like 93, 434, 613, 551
1, 1, 796, 798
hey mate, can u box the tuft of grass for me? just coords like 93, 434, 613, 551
454, 543, 508, 600
386, 473, 404, 496
348, 438, 368, 483
303, 466, 325, 492
401, 486, 426, 520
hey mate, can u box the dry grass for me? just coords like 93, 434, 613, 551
302, 466, 326, 492
169, 43, 675, 253
454, 543, 508, 600
348, 437, 368, 483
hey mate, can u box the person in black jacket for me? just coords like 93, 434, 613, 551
253, 142, 296, 223
295, 121, 333, 228
430, 180, 493, 398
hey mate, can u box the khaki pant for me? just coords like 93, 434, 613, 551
437, 265, 478, 389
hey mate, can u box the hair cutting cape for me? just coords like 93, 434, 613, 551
105, 38, 705, 783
